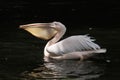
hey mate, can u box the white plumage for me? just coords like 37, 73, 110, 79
20, 21, 106, 61
47, 35, 100, 55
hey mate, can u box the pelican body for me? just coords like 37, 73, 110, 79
20, 21, 106, 60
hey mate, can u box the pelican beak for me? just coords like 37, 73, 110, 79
19, 23, 57, 40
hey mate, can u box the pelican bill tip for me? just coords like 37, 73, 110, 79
19, 25, 27, 29
19, 25, 23, 29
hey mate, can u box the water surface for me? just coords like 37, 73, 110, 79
0, 27, 120, 80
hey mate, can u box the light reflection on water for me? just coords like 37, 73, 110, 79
22, 60, 106, 80
0, 27, 120, 79
44, 60, 105, 79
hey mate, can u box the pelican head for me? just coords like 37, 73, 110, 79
19, 22, 63, 40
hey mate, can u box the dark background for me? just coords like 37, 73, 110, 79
0, 0, 120, 31
0, 0, 120, 80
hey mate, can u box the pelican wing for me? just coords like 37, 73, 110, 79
47, 35, 101, 55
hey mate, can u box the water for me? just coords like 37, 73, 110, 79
0, 27, 120, 80
0, 1, 120, 80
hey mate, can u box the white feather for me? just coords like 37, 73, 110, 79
20, 21, 106, 60
47, 35, 101, 55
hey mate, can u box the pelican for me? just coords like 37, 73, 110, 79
20, 21, 106, 60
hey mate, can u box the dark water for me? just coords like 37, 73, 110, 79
0, 1, 120, 80
0, 27, 120, 80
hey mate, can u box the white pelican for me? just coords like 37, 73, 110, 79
20, 21, 106, 60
